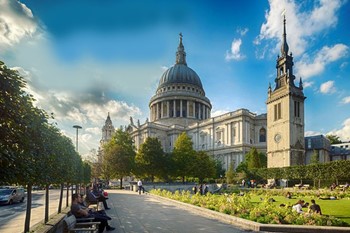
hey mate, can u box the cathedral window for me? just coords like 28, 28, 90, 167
294, 101, 300, 117
176, 100, 180, 117
259, 128, 266, 142
274, 103, 282, 121
163, 102, 167, 117
182, 100, 187, 117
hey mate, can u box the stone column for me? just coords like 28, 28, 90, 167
198, 103, 201, 119
167, 100, 170, 117
187, 101, 189, 118
173, 100, 176, 118
180, 100, 183, 117
160, 102, 163, 119
202, 105, 206, 119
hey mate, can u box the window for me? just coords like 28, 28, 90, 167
274, 103, 282, 121
294, 101, 300, 117
259, 128, 266, 142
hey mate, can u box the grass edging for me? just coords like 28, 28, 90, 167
149, 193, 350, 233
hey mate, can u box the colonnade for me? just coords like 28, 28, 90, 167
150, 99, 211, 121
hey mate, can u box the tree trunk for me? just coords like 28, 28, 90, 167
66, 183, 69, 207
24, 184, 32, 233
182, 176, 185, 184
120, 176, 123, 189
58, 183, 63, 213
45, 184, 49, 223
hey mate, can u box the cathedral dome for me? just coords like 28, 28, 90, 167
149, 34, 211, 126
158, 64, 203, 90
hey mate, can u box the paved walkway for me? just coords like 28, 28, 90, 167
103, 189, 249, 233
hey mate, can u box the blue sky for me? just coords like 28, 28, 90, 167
0, 0, 349, 159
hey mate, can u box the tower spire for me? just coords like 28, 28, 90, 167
280, 15, 289, 56
176, 33, 187, 65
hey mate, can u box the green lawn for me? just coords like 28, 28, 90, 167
250, 195, 350, 224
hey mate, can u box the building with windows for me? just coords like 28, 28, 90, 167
100, 19, 350, 170
125, 33, 267, 171
266, 16, 306, 168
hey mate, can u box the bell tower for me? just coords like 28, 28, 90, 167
266, 16, 306, 168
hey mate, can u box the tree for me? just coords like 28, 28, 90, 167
214, 160, 226, 182
192, 151, 216, 183
226, 162, 237, 184
135, 137, 165, 182
326, 134, 342, 144
172, 132, 196, 183
246, 147, 262, 170
103, 128, 135, 189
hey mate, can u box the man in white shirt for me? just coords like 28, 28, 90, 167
137, 180, 143, 195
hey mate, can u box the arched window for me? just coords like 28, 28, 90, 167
259, 128, 266, 142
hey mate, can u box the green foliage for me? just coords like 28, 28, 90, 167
246, 147, 263, 170
214, 159, 226, 180
172, 132, 196, 182
192, 151, 216, 183
326, 134, 342, 144
135, 137, 166, 182
103, 128, 135, 186
150, 189, 350, 227
225, 163, 236, 184
255, 160, 350, 183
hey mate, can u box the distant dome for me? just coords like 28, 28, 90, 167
149, 33, 211, 125
158, 64, 203, 90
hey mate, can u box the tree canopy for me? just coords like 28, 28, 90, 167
326, 134, 342, 144
135, 137, 166, 182
172, 132, 196, 183
103, 128, 135, 188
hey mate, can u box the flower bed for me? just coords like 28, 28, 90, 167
150, 189, 349, 227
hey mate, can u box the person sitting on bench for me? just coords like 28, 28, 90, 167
71, 193, 115, 233
87, 185, 110, 210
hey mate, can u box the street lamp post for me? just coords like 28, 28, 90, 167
73, 125, 82, 152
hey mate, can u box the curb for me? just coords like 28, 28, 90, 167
149, 193, 350, 233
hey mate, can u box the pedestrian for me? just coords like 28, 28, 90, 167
241, 179, 245, 187
192, 185, 197, 194
137, 179, 143, 195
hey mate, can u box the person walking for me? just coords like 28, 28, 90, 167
137, 179, 143, 195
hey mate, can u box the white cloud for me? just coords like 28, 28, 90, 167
0, 0, 38, 47
295, 44, 349, 79
85, 127, 101, 135
305, 131, 322, 137
303, 81, 314, 88
328, 117, 350, 142
256, 0, 344, 57
225, 38, 245, 61
237, 27, 248, 36
320, 80, 336, 94
341, 96, 350, 104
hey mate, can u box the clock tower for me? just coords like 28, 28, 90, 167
266, 16, 306, 168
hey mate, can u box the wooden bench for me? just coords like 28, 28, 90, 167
84, 198, 99, 211
64, 215, 100, 233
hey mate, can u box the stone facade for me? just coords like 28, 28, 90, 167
266, 17, 306, 168
126, 34, 267, 171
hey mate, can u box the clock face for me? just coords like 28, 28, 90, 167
274, 133, 281, 143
